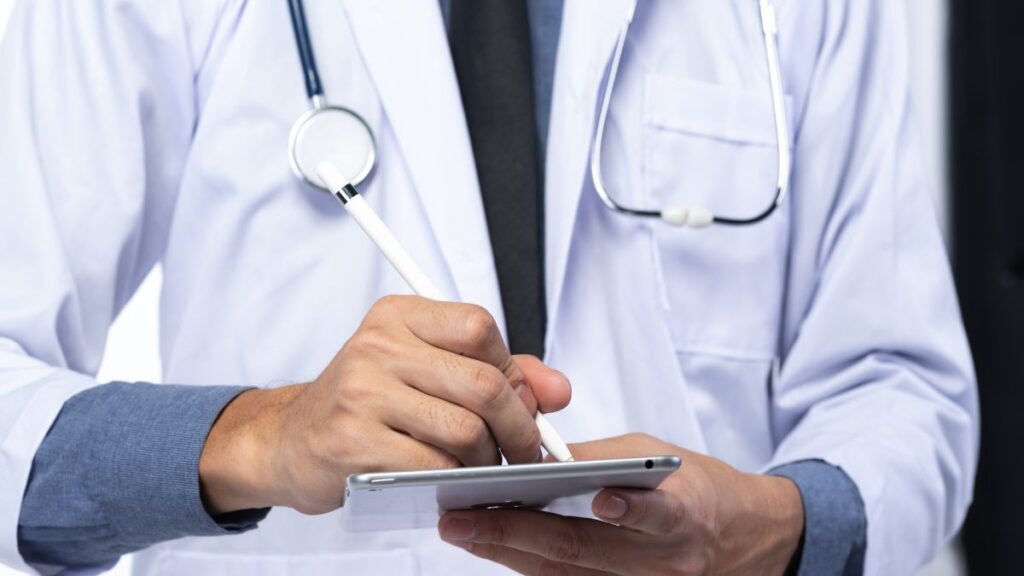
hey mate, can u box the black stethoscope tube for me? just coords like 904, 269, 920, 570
287, 0, 324, 100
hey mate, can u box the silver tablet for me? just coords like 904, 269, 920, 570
342, 456, 681, 532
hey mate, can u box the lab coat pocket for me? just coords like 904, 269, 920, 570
676, 351, 775, 471
642, 73, 791, 358
153, 549, 417, 575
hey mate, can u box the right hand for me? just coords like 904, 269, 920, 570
199, 295, 572, 515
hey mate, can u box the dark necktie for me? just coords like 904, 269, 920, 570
449, 0, 547, 357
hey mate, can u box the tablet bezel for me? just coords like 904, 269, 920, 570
348, 455, 681, 490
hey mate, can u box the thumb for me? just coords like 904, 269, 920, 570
513, 355, 571, 414
592, 487, 684, 535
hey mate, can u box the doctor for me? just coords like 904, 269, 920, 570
0, 0, 977, 575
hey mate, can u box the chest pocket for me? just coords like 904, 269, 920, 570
643, 73, 792, 360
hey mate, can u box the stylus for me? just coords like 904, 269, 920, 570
317, 161, 575, 463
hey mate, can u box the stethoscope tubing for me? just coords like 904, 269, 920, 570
287, 0, 789, 226
287, 0, 325, 104
591, 0, 791, 228
286, 0, 376, 189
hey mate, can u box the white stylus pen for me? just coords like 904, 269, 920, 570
317, 162, 574, 463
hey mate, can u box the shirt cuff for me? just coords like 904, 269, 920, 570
19, 382, 270, 568
769, 459, 867, 576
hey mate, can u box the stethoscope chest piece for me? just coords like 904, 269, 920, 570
286, 0, 376, 192
289, 104, 376, 191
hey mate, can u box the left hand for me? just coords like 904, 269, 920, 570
437, 433, 804, 575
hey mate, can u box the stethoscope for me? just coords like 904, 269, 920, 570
287, 0, 791, 228
286, 0, 376, 190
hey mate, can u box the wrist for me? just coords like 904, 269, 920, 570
744, 474, 805, 575
199, 384, 303, 514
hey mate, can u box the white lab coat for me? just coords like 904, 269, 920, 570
0, 0, 977, 574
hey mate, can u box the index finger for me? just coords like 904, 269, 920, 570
395, 297, 521, 380
399, 298, 544, 428
404, 349, 542, 464
380, 297, 542, 462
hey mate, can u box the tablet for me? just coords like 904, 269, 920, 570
342, 456, 681, 532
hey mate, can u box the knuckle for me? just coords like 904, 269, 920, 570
451, 412, 490, 449
471, 366, 507, 410
470, 543, 496, 561
338, 377, 374, 407
346, 326, 392, 358
504, 362, 526, 389
461, 306, 498, 349
545, 526, 587, 564
341, 335, 367, 358
372, 294, 407, 317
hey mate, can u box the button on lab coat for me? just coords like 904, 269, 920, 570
0, 0, 977, 574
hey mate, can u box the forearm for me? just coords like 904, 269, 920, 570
18, 382, 269, 569
767, 377, 974, 575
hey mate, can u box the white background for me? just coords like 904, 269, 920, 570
0, 1, 962, 574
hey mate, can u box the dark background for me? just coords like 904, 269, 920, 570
952, 0, 1024, 572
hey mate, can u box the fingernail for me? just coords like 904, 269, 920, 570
440, 516, 476, 541
599, 494, 628, 519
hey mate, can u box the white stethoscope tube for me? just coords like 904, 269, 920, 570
591, 0, 792, 228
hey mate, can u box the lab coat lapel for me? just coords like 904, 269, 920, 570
337, 0, 506, 330
544, 0, 636, 347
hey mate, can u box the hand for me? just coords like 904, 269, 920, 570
199, 295, 572, 515
438, 434, 804, 576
